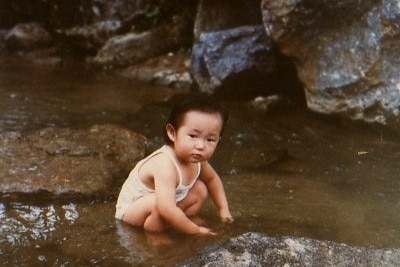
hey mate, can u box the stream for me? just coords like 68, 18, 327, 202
1, 53, 400, 266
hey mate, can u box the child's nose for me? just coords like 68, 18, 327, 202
195, 139, 205, 149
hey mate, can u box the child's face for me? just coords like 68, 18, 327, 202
168, 110, 223, 163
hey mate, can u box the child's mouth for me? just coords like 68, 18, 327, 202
192, 154, 202, 160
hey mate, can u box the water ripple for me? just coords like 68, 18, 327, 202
0, 202, 79, 245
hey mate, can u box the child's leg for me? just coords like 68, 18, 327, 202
122, 194, 167, 232
177, 180, 208, 216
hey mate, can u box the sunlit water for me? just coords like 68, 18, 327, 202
1, 54, 400, 266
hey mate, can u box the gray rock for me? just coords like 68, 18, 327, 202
190, 25, 275, 93
93, 18, 185, 67
60, 20, 122, 52
5, 22, 53, 50
177, 232, 400, 267
261, 0, 400, 127
120, 53, 193, 89
0, 124, 147, 196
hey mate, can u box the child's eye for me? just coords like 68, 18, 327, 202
189, 134, 197, 139
207, 138, 217, 143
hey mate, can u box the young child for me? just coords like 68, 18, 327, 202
115, 94, 233, 235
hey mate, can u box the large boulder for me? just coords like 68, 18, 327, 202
191, 25, 276, 93
0, 124, 147, 196
191, 0, 276, 94
177, 232, 400, 266
261, 0, 400, 127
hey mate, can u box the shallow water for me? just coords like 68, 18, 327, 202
1, 54, 400, 266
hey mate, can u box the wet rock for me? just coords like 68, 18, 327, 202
261, 0, 400, 127
191, 0, 276, 94
190, 25, 276, 93
5, 23, 53, 50
93, 18, 185, 67
59, 20, 122, 53
177, 232, 400, 267
120, 53, 193, 89
0, 124, 147, 196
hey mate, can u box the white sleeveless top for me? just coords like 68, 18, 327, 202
115, 145, 201, 219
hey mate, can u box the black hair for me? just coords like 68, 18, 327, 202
163, 94, 229, 145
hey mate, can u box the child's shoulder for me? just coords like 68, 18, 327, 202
141, 148, 175, 173
144, 146, 171, 162
148, 150, 171, 164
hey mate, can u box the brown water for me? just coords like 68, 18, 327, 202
1, 54, 400, 266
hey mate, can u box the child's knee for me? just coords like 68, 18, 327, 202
195, 181, 208, 201
143, 215, 166, 232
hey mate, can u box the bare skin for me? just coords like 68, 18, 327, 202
121, 111, 233, 235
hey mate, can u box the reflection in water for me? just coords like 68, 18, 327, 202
115, 213, 225, 266
116, 222, 152, 265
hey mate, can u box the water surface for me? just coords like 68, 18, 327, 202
1, 54, 400, 266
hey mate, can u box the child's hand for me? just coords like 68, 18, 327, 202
219, 209, 234, 223
198, 226, 217, 235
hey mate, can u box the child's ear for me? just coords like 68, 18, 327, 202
166, 123, 176, 142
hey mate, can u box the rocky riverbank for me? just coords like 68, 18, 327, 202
178, 232, 400, 267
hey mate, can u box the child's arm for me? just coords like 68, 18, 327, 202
153, 156, 216, 235
200, 161, 234, 223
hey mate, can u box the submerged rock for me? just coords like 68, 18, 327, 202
0, 124, 147, 196
177, 232, 400, 267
